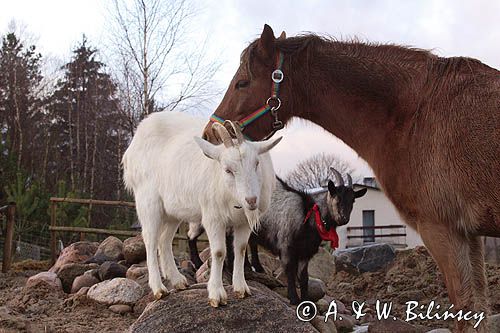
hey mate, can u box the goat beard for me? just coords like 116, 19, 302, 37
244, 208, 261, 232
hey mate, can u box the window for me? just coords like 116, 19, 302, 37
362, 210, 375, 243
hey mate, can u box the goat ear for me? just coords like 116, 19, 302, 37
354, 188, 368, 198
194, 137, 221, 160
328, 180, 337, 195
256, 136, 282, 154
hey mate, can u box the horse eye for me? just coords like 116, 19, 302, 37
236, 80, 250, 89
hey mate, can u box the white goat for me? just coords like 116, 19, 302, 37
122, 111, 281, 307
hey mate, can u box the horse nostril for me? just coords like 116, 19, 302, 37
245, 196, 257, 206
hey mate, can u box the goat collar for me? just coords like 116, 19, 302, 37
303, 204, 339, 249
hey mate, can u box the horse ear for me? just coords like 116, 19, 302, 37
278, 31, 286, 40
258, 24, 276, 59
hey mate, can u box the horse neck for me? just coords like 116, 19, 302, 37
287, 41, 430, 175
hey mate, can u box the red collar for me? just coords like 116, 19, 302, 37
303, 204, 339, 249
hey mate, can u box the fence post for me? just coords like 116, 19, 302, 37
2, 202, 16, 273
50, 201, 57, 265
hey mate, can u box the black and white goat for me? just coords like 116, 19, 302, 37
189, 167, 367, 304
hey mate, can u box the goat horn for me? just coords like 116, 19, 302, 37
347, 174, 353, 188
329, 166, 344, 186
223, 120, 244, 145
211, 122, 234, 148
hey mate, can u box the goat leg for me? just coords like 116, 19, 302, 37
298, 260, 309, 302
249, 236, 265, 273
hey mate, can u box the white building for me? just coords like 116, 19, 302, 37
336, 178, 423, 250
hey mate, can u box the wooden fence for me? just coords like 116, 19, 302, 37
49, 197, 208, 264
0, 202, 16, 273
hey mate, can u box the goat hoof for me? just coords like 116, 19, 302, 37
174, 281, 188, 290
154, 289, 168, 300
209, 298, 220, 307
234, 288, 251, 299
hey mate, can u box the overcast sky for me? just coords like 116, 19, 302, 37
1, 0, 499, 179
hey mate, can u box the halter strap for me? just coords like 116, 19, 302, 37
210, 52, 285, 141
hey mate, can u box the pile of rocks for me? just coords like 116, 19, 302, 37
26, 235, 150, 314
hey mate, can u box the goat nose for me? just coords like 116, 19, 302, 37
245, 196, 257, 207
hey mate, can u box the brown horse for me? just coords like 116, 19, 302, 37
203, 25, 499, 331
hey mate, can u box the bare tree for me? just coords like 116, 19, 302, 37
108, 0, 221, 133
286, 153, 357, 190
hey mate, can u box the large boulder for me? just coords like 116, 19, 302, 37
87, 278, 144, 305
25, 271, 63, 292
57, 262, 99, 293
309, 247, 336, 284
49, 241, 98, 273
94, 236, 124, 262
129, 283, 317, 333
98, 261, 128, 281
123, 235, 146, 265
334, 243, 396, 274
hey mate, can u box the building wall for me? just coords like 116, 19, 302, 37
336, 185, 423, 249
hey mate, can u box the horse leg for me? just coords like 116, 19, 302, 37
418, 222, 481, 332
469, 235, 489, 332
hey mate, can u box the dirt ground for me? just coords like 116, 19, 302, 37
0, 261, 138, 333
1, 248, 499, 332
327, 246, 500, 330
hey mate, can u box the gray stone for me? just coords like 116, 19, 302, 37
308, 277, 327, 302
85, 253, 114, 265
311, 315, 338, 333
87, 278, 143, 305
127, 264, 148, 281
25, 272, 63, 292
57, 263, 99, 293
367, 318, 426, 333
109, 304, 132, 314
488, 313, 500, 333
425, 329, 452, 333
98, 261, 128, 281
334, 243, 396, 274
309, 247, 336, 284
49, 241, 98, 273
123, 235, 146, 265
71, 273, 100, 293
129, 283, 317, 333
334, 313, 357, 332
94, 236, 124, 262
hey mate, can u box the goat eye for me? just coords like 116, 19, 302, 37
235, 80, 249, 89
255, 161, 259, 168
225, 169, 233, 175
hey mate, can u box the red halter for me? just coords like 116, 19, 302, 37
304, 204, 339, 249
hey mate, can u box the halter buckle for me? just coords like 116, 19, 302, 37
271, 69, 284, 83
